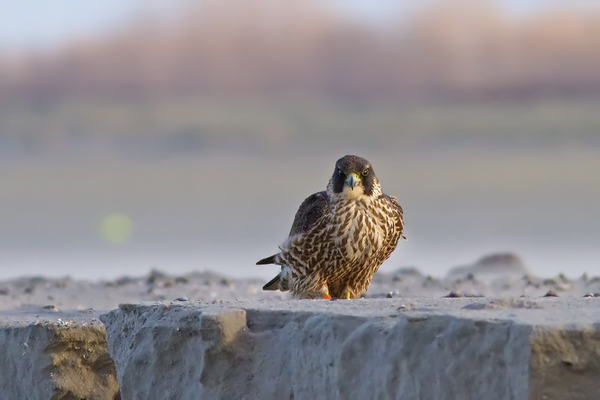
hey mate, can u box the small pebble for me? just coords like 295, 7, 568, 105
445, 291, 465, 298
42, 305, 59, 312
543, 290, 558, 297
174, 296, 189, 302
583, 292, 595, 298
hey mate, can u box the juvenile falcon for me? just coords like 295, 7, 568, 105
257, 155, 404, 299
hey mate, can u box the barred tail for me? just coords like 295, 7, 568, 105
256, 254, 277, 265
262, 274, 281, 291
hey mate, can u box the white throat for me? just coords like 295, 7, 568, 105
343, 185, 365, 200
326, 178, 382, 204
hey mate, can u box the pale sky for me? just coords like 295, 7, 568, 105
0, 0, 598, 52
0, 0, 177, 51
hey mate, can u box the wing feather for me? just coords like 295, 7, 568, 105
384, 194, 403, 216
380, 193, 405, 261
256, 191, 328, 267
288, 191, 329, 236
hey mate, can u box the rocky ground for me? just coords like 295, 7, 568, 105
0, 253, 596, 314
2, 252, 600, 399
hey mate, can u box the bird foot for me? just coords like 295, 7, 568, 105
323, 294, 332, 299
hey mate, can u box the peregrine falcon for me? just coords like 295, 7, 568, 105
257, 155, 405, 299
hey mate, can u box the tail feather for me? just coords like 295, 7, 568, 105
256, 254, 277, 265
262, 274, 281, 291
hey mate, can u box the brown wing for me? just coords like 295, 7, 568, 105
289, 191, 330, 236
384, 194, 404, 217
256, 191, 329, 266
379, 193, 405, 262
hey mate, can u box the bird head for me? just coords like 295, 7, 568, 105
328, 155, 381, 200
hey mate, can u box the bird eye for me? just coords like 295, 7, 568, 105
362, 168, 369, 176
337, 168, 343, 176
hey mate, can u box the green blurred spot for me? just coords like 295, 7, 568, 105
100, 214, 133, 244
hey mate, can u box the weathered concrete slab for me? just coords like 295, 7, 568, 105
101, 297, 600, 400
0, 308, 119, 400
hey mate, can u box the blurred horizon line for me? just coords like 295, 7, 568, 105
2, 0, 600, 102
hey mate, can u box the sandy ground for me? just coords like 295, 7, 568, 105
0, 253, 596, 314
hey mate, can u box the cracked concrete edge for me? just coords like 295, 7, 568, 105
0, 321, 119, 400
101, 300, 536, 400
4, 298, 596, 400
529, 324, 600, 400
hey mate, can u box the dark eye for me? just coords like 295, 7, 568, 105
362, 168, 369, 176
337, 168, 343, 176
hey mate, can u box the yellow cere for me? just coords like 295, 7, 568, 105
100, 213, 134, 244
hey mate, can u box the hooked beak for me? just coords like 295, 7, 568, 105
345, 173, 361, 190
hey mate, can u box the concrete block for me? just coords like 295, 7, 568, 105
0, 309, 119, 400
100, 298, 600, 400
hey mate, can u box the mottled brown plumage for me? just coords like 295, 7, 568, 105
257, 155, 404, 299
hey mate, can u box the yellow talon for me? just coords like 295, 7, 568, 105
341, 292, 351, 299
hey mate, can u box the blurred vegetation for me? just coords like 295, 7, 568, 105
3, 1, 600, 98
1, 0, 600, 158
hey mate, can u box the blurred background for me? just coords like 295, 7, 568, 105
1, 0, 599, 280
